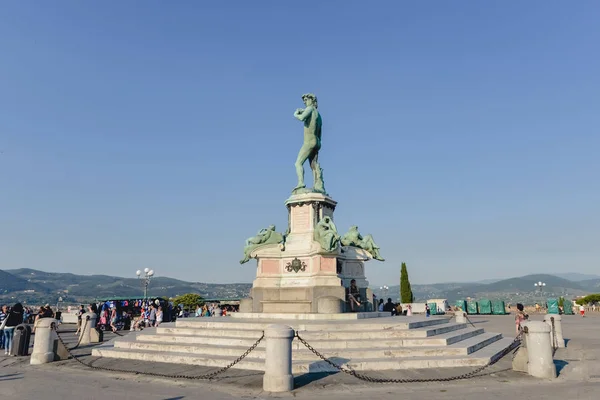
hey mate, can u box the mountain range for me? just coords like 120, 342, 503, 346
1, 268, 599, 306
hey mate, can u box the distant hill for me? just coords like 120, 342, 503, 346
3, 268, 251, 304
3, 268, 598, 306
373, 273, 591, 304
0, 269, 46, 294
552, 273, 600, 282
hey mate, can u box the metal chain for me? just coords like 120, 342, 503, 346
295, 332, 521, 383
51, 322, 264, 380
61, 316, 89, 350
464, 315, 477, 329
551, 317, 558, 356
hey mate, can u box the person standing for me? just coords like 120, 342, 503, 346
3, 303, 24, 356
0, 305, 7, 351
579, 304, 586, 317
515, 303, 529, 334
148, 305, 157, 327
155, 306, 163, 327
75, 305, 85, 335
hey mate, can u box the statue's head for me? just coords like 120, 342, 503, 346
268, 224, 276, 231
322, 216, 331, 223
350, 225, 358, 231
301, 93, 318, 108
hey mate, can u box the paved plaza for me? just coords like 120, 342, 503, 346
1, 314, 599, 399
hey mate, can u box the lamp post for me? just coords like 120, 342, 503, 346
380, 285, 389, 299
136, 268, 155, 301
534, 281, 546, 309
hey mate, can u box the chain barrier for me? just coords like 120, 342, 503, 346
464, 315, 477, 329
51, 323, 264, 380
295, 332, 521, 383
550, 317, 558, 357
59, 316, 89, 351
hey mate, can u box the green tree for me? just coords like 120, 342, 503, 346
172, 293, 204, 311
558, 296, 565, 308
576, 293, 600, 306
400, 262, 414, 303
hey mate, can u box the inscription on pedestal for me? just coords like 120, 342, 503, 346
292, 206, 311, 232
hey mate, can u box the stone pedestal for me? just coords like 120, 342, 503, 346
455, 311, 467, 324
247, 193, 375, 314
79, 312, 97, 346
522, 321, 557, 379
263, 325, 295, 392
543, 314, 565, 349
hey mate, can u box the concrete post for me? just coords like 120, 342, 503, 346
79, 313, 97, 346
522, 321, 557, 379
30, 318, 57, 365
263, 324, 294, 393
543, 314, 565, 348
454, 311, 467, 324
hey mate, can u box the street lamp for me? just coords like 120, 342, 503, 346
136, 268, 155, 301
380, 285, 389, 299
534, 281, 546, 309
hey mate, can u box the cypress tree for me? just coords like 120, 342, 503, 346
400, 262, 414, 303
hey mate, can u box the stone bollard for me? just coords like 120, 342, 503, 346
79, 313, 98, 345
263, 324, 294, 393
522, 321, 557, 379
543, 314, 565, 348
30, 319, 69, 365
454, 311, 467, 324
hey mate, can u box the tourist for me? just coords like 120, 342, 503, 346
395, 303, 403, 316
109, 306, 118, 332
515, 303, 528, 334
579, 304, 585, 317
383, 298, 395, 315
2, 303, 24, 356
347, 279, 361, 312
0, 305, 7, 350
406, 304, 413, 316
75, 305, 85, 335
155, 306, 163, 326
213, 305, 223, 317
425, 303, 431, 317
148, 304, 157, 327
378, 299, 384, 312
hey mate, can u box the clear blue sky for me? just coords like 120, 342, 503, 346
1, 2, 598, 286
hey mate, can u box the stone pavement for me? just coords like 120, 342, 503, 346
1, 315, 599, 399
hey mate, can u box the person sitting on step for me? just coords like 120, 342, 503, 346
347, 279, 361, 312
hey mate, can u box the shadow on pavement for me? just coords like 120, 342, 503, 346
0, 372, 23, 381
294, 371, 339, 388
554, 359, 569, 376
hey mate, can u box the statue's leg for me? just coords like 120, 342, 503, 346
294, 144, 313, 189
310, 152, 325, 192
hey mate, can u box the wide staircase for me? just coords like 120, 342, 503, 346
92, 316, 514, 373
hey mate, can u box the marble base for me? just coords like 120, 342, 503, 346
230, 312, 390, 320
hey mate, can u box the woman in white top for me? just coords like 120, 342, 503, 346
155, 306, 163, 326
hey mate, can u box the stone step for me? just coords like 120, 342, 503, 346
116, 332, 502, 360
296, 327, 485, 348
156, 322, 465, 340
297, 322, 468, 339
136, 327, 484, 349
91, 347, 264, 371
93, 343, 512, 373
172, 316, 451, 331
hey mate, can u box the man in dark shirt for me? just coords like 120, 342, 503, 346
383, 298, 396, 315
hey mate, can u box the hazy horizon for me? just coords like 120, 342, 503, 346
1, 2, 599, 285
